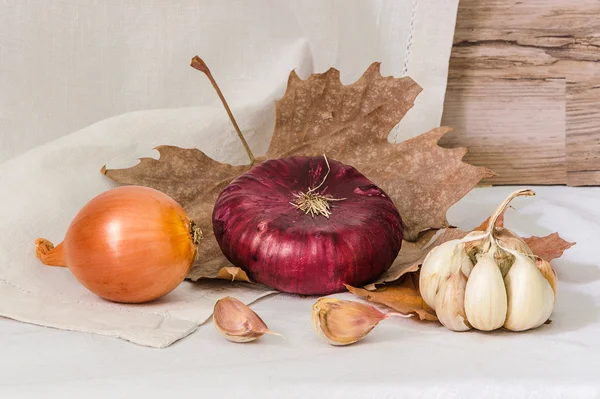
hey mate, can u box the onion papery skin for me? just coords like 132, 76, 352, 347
37, 186, 197, 303
212, 156, 404, 295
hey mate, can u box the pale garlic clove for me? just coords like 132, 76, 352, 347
213, 296, 281, 343
435, 267, 472, 332
420, 239, 469, 310
535, 257, 558, 299
312, 298, 389, 346
464, 251, 508, 331
504, 252, 555, 331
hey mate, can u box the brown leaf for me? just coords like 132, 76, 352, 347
264, 64, 493, 240
103, 145, 250, 281
103, 62, 492, 279
346, 274, 437, 321
523, 233, 576, 262
216, 267, 252, 283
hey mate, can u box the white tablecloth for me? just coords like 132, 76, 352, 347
1, 186, 596, 399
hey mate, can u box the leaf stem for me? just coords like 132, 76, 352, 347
190, 56, 256, 165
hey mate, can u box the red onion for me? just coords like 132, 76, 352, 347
212, 156, 404, 295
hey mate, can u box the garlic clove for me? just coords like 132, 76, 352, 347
535, 257, 558, 300
464, 251, 508, 331
420, 239, 470, 310
213, 296, 281, 343
312, 298, 388, 346
435, 267, 472, 332
504, 252, 555, 331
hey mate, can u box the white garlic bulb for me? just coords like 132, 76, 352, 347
419, 189, 558, 333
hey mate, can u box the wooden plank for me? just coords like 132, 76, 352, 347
447, 0, 600, 185
441, 77, 566, 185
454, 0, 600, 44
566, 80, 600, 186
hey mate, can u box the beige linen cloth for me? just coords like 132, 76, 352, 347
0, 0, 459, 347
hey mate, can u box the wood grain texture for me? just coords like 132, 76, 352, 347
567, 80, 600, 185
444, 0, 600, 185
441, 78, 566, 185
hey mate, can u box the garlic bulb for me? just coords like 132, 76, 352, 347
419, 189, 558, 333
503, 251, 555, 331
312, 298, 396, 346
213, 296, 281, 343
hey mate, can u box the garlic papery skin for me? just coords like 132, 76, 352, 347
213, 296, 281, 343
535, 257, 558, 299
504, 252, 555, 331
312, 298, 389, 346
495, 228, 534, 256
464, 251, 508, 331
420, 240, 472, 310
465, 228, 533, 259
435, 265, 472, 332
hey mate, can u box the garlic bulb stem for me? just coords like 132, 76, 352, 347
486, 189, 535, 236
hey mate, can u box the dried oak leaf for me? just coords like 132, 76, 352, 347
346, 273, 437, 321
103, 62, 492, 280
524, 233, 575, 262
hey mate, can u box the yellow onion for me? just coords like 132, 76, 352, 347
35, 186, 201, 303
